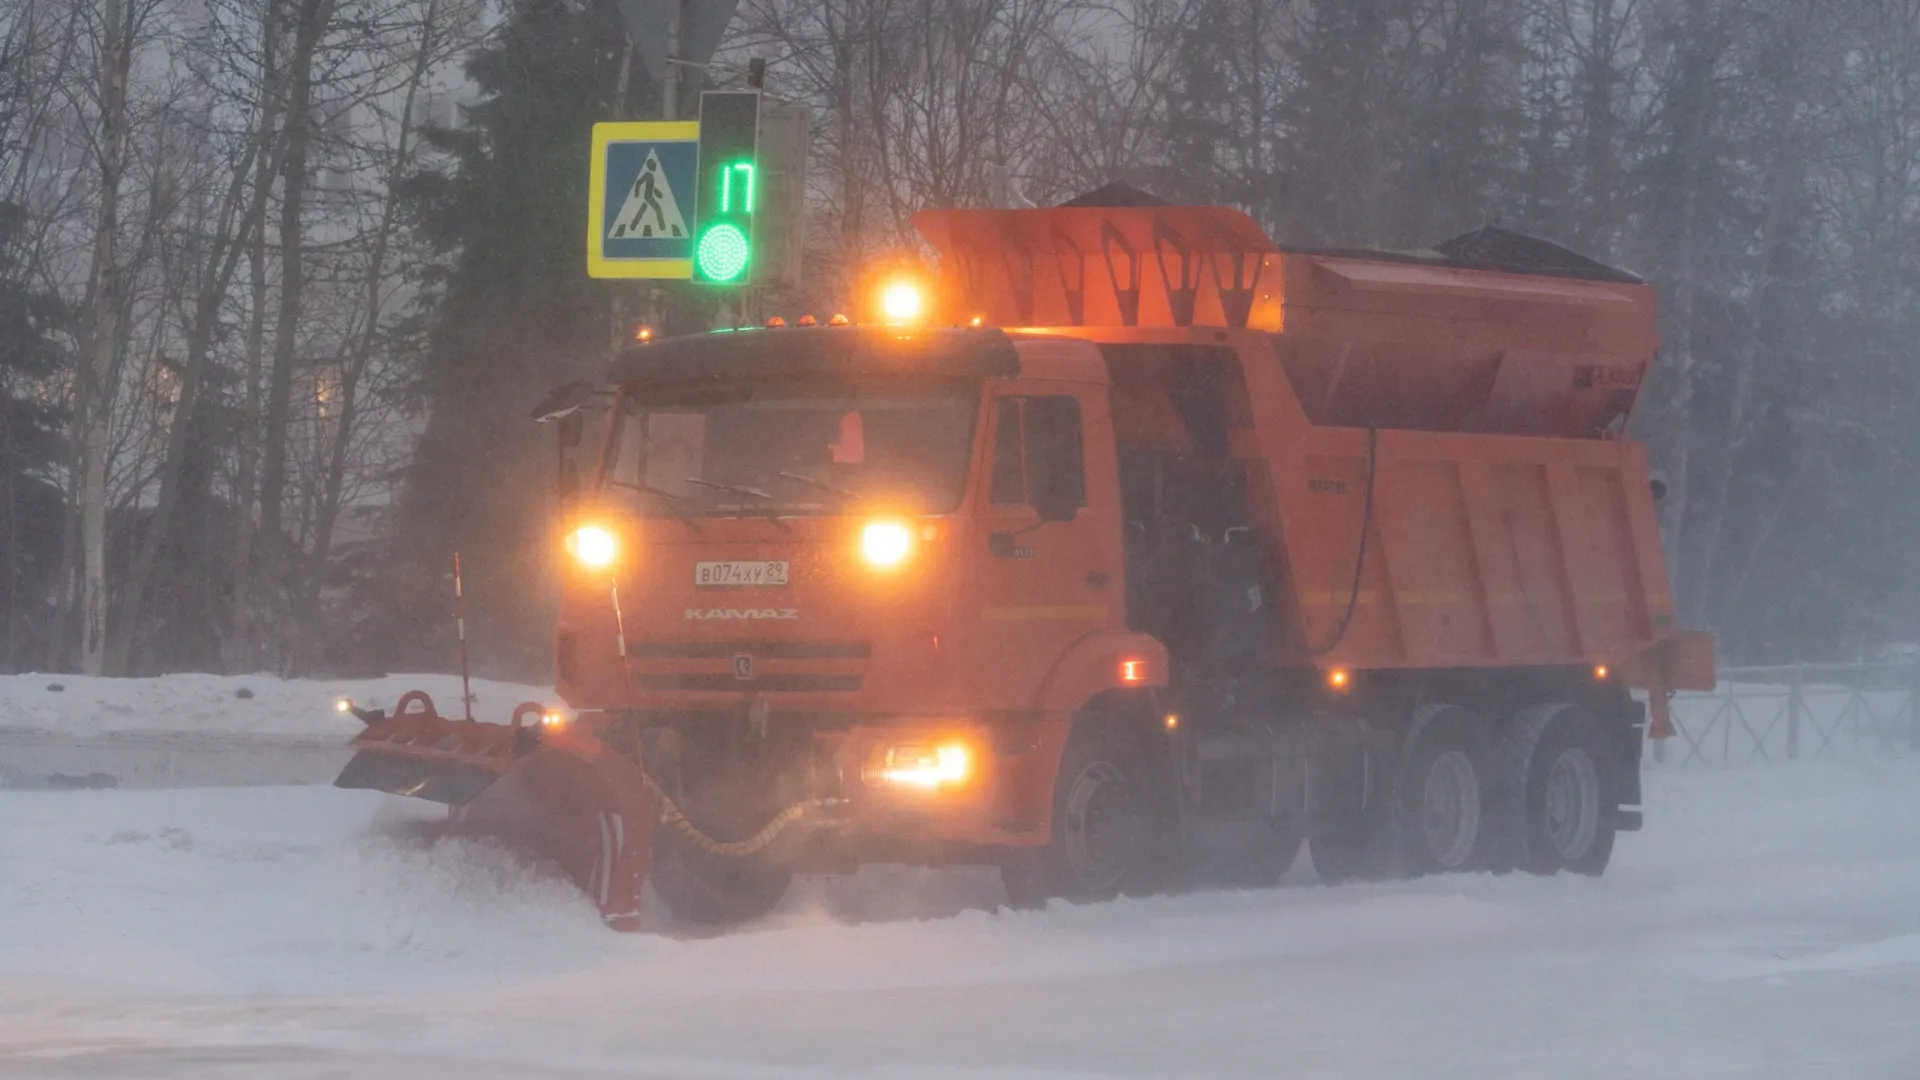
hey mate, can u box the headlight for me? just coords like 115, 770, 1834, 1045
565, 524, 618, 570
860, 521, 913, 570
870, 742, 972, 788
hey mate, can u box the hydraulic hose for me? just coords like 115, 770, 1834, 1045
644, 774, 843, 858
1308, 425, 1379, 657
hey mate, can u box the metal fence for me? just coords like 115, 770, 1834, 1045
1651, 663, 1920, 767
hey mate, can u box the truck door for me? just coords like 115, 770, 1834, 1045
967, 382, 1124, 710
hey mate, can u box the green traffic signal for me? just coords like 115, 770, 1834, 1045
690, 93, 761, 285
695, 222, 749, 282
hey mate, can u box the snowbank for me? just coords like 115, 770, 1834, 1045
0, 671, 555, 739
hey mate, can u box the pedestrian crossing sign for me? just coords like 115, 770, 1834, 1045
587, 121, 699, 279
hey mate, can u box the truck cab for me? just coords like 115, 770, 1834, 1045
554, 324, 1168, 921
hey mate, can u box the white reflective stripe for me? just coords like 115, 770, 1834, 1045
596, 812, 616, 907
586, 826, 603, 902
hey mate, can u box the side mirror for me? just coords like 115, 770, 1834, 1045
530, 380, 599, 424
555, 411, 585, 505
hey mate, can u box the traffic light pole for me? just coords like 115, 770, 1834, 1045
645, 1, 683, 337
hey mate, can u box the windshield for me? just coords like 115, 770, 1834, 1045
603, 383, 978, 517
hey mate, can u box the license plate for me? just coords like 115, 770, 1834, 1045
694, 560, 789, 587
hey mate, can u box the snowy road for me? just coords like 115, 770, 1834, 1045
2, 764, 1918, 1078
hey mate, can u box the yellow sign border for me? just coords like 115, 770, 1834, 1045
587, 121, 699, 279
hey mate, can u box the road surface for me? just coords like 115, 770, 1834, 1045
2, 763, 1917, 1078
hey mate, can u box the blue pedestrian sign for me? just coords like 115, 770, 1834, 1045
587, 121, 699, 278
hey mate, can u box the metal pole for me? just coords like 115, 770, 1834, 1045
646, 0, 683, 336
1787, 664, 1803, 760
1909, 660, 1920, 753
608, 29, 635, 357
664, 0, 682, 122
453, 551, 472, 722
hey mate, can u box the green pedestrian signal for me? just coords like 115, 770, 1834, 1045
690, 91, 761, 285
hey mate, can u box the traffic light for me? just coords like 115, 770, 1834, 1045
690, 91, 761, 285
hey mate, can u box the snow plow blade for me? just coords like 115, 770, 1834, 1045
333, 692, 653, 930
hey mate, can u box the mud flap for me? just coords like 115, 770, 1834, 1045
333, 693, 654, 931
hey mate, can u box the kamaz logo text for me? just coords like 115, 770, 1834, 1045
684, 608, 800, 620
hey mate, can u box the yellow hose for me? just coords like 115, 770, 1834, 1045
645, 776, 843, 858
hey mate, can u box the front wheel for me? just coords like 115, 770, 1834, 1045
647, 832, 793, 928
1001, 716, 1170, 908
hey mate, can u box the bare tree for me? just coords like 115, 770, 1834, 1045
74, 0, 143, 675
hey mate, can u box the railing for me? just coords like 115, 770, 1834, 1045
1651, 663, 1920, 768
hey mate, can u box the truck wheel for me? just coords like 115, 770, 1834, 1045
1000, 717, 1169, 907
1485, 702, 1616, 876
647, 834, 793, 928
1392, 705, 1484, 876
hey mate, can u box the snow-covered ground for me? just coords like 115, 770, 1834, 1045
2, 760, 1918, 1077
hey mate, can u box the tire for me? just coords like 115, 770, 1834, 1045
1484, 702, 1617, 876
999, 714, 1171, 908
1391, 705, 1485, 877
647, 832, 793, 928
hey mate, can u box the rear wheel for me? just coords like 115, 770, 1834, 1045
1392, 705, 1485, 876
1485, 702, 1616, 876
1001, 716, 1170, 908
647, 832, 793, 928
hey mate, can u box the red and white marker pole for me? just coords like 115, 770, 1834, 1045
453, 551, 472, 722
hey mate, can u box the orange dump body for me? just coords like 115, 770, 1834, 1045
914, 205, 1708, 689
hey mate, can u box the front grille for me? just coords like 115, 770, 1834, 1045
633, 640, 871, 660
638, 673, 864, 693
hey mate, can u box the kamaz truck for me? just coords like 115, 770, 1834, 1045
335, 200, 1715, 928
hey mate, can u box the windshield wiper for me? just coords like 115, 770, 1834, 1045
683, 476, 772, 501
683, 476, 791, 533
776, 471, 864, 502
608, 480, 702, 534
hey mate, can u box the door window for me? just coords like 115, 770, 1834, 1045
987, 395, 1086, 512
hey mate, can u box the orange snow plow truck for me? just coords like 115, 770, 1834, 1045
335, 198, 1715, 929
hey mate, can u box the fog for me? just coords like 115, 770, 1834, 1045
3, 0, 1918, 680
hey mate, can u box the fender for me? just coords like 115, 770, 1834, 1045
991, 631, 1170, 846
1031, 629, 1169, 714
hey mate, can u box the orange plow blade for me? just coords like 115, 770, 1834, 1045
332, 692, 653, 930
